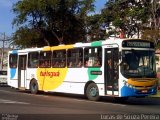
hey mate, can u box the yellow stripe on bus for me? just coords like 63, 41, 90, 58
51, 45, 74, 50
127, 78, 156, 87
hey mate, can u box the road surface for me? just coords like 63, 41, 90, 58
0, 86, 160, 120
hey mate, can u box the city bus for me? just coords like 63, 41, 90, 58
7, 38, 157, 101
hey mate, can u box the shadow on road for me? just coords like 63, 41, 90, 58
122, 97, 160, 105
25, 91, 160, 105
2, 86, 160, 105
100, 96, 160, 105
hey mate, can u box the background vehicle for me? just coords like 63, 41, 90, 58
7, 38, 157, 101
0, 70, 7, 85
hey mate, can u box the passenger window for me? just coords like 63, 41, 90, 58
52, 50, 66, 68
28, 52, 39, 68
9, 54, 18, 68
67, 48, 83, 68
84, 47, 102, 67
39, 51, 52, 68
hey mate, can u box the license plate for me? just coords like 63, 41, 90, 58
141, 90, 148, 93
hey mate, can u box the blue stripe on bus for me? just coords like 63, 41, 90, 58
10, 68, 16, 79
121, 86, 157, 97
12, 50, 18, 54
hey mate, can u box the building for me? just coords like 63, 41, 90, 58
0, 48, 11, 70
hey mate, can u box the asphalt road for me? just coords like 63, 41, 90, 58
0, 86, 160, 120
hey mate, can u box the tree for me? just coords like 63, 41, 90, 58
11, 27, 40, 48
141, 0, 160, 46
12, 0, 95, 48
150, 0, 160, 31
101, 0, 151, 38
85, 14, 106, 41
141, 29, 160, 48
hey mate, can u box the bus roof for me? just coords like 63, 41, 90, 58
8, 38, 153, 53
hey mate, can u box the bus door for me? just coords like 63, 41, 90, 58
104, 48, 119, 95
18, 55, 27, 89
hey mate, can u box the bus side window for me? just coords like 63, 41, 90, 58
52, 50, 66, 68
67, 49, 73, 68
39, 51, 52, 68
28, 52, 39, 68
9, 54, 18, 68
67, 48, 83, 68
84, 47, 102, 67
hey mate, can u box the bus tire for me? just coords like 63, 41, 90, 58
30, 80, 38, 94
85, 83, 100, 101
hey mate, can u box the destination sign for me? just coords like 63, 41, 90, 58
122, 40, 154, 48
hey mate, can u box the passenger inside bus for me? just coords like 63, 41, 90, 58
53, 61, 59, 67
60, 60, 65, 67
77, 60, 82, 67
122, 62, 129, 70
85, 60, 88, 67
44, 60, 50, 67
94, 59, 100, 67
108, 59, 112, 69
68, 61, 73, 67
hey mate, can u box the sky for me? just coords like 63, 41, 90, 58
0, 0, 106, 38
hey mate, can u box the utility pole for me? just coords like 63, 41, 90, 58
0, 33, 10, 70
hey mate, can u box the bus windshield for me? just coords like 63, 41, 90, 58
121, 50, 156, 78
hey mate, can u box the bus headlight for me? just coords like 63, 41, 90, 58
123, 80, 135, 88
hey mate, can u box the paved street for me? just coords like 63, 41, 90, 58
0, 86, 160, 120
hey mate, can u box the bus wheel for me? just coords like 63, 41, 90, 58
30, 80, 38, 94
86, 83, 100, 101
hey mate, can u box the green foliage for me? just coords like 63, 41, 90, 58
12, 27, 40, 48
11, 0, 160, 48
12, 0, 95, 47
112, 18, 123, 28
141, 29, 160, 49
101, 0, 151, 38
85, 14, 105, 41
